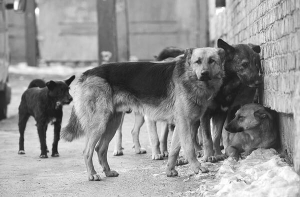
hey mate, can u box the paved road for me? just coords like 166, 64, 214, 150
0, 73, 218, 197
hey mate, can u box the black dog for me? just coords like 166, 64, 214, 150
18, 75, 75, 158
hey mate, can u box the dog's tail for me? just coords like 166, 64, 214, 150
61, 107, 85, 142
28, 79, 46, 89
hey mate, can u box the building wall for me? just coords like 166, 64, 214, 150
6, 0, 26, 64
37, 0, 98, 63
209, 0, 300, 174
127, 0, 209, 60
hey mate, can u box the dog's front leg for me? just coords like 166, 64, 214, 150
200, 110, 216, 162
37, 122, 48, 158
211, 109, 228, 161
166, 126, 181, 176
167, 118, 208, 176
145, 116, 163, 160
52, 120, 61, 157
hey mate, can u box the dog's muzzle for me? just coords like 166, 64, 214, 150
199, 71, 211, 81
225, 124, 244, 133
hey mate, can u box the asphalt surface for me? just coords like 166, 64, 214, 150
0, 73, 219, 197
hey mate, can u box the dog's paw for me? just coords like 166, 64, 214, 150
51, 153, 60, 157
215, 154, 228, 161
18, 150, 25, 154
162, 150, 169, 157
196, 150, 203, 158
201, 155, 218, 163
104, 170, 119, 177
176, 158, 188, 166
135, 147, 147, 154
88, 174, 101, 181
152, 154, 164, 160
191, 162, 209, 174
39, 154, 48, 158
113, 150, 123, 156
166, 169, 178, 177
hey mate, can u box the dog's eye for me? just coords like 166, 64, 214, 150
195, 59, 202, 64
208, 58, 215, 64
238, 116, 245, 121
241, 62, 249, 67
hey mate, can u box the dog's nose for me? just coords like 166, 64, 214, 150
254, 79, 262, 86
225, 125, 230, 131
69, 97, 73, 102
201, 70, 209, 76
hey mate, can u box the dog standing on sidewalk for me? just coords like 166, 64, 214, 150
18, 75, 75, 158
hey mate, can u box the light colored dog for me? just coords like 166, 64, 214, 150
62, 47, 225, 180
224, 103, 278, 160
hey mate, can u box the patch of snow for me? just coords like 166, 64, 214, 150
9, 62, 94, 76
190, 149, 300, 197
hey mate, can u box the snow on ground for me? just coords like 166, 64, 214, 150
184, 149, 300, 197
9, 62, 93, 76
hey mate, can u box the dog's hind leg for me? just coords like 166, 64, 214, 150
131, 113, 146, 154
37, 122, 48, 158
18, 112, 30, 154
113, 113, 125, 156
84, 122, 107, 181
95, 112, 123, 177
159, 122, 169, 157
145, 116, 163, 160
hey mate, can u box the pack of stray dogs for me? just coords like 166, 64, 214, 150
18, 39, 279, 181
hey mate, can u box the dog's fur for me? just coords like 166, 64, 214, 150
113, 47, 184, 159
61, 47, 225, 181
224, 103, 278, 160
198, 39, 262, 162
18, 76, 75, 158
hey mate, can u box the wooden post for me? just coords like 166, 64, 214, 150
97, 0, 118, 63
196, 0, 209, 47
116, 0, 129, 62
25, 0, 37, 67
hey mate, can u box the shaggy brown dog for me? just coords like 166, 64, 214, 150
224, 103, 278, 160
62, 48, 225, 180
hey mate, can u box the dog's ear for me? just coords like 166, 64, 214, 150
46, 80, 57, 91
228, 104, 241, 120
65, 75, 75, 86
184, 48, 194, 59
217, 48, 226, 63
217, 39, 235, 59
254, 108, 271, 119
248, 43, 261, 53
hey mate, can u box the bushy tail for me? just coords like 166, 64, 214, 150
28, 79, 46, 89
61, 107, 85, 141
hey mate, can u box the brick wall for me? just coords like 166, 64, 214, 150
209, 0, 300, 174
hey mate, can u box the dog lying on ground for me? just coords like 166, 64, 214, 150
198, 39, 263, 163
61, 47, 225, 181
18, 76, 75, 158
113, 47, 184, 159
224, 103, 278, 160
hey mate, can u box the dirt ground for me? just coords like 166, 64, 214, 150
0, 73, 220, 197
